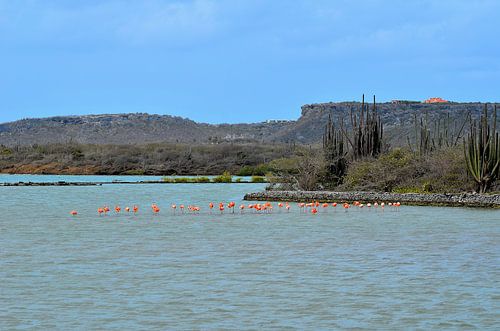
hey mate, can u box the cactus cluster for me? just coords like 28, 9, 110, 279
322, 95, 384, 186
464, 104, 499, 193
323, 113, 347, 185
409, 111, 470, 155
342, 95, 383, 160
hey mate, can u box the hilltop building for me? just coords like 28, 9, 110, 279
424, 97, 449, 103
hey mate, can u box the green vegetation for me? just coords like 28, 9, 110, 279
323, 113, 347, 186
1, 99, 497, 193
160, 173, 267, 184
250, 176, 266, 183
162, 176, 214, 183
267, 97, 498, 193
408, 109, 469, 155
340, 147, 474, 193
212, 171, 233, 183
0, 142, 298, 176
344, 95, 383, 160
464, 104, 499, 193
237, 164, 270, 176
0, 146, 12, 156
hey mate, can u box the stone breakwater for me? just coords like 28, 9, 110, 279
244, 191, 500, 208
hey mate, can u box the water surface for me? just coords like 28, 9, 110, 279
0, 174, 251, 183
1, 182, 498, 329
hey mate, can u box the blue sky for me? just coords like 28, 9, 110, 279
0, 0, 499, 124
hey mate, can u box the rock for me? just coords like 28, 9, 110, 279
243, 191, 500, 208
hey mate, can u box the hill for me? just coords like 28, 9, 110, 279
0, 102, 495, 147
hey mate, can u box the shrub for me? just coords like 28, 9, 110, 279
268, 157, 300, 174
341, 147, 475, 193
237, 164, 270, 176
194, 176, 210, 183
252, 164, 270, 176
237, 165, 254, 176
0, 146, 12, 156
212, 171, 232, 183
392, 186, 425, 194
251, 176, 266, 183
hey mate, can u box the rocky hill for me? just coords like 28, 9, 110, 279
0, 102, 495, 147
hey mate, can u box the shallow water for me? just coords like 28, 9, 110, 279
0, 182, 499, 330
0, 174, 251, 183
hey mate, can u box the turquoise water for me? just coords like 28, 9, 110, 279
0, 174, 251, 183
0, 174, 166, 183
1, 182, 499, 329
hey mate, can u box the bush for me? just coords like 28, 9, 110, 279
237, 164, 270, 176
253, 164, 270, 176
237, 165, 254, 176
162, 176, 211, 183
251, 176, 266, 183
268, 157, 300, 174
212, 171, 232, 183
0, 146, 12, 156
0, 142, 299, 176
194, 176, 210, 183
268, 151, 325, 190
340, 147, 476, 193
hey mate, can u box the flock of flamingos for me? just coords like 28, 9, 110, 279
69, 201, 402, 216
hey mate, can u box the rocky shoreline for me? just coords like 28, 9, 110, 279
244, 191, 500, 208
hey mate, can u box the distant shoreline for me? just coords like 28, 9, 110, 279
244, 191, 500, 208
0, 180, 264, 186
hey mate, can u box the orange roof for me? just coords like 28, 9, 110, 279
424, 97, 448, 103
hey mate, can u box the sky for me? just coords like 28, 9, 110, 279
0, 0, 499, 124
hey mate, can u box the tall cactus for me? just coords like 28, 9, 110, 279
341, 95, 383, 160
408, 110, 470, 155
323, 113, 347, 185
464, 104, 499, 193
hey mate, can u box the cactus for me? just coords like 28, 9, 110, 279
408, 110, 470, 155
464, 104, 499, 193
323, 113, 347, 185
341, 95, 383, 160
